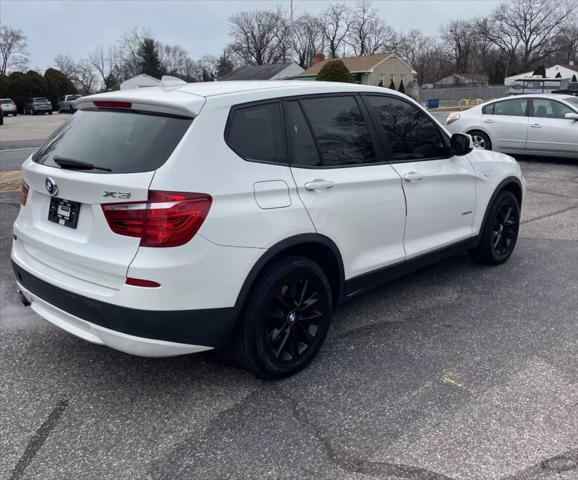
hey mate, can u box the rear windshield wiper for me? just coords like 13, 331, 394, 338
53, 156, 112, 172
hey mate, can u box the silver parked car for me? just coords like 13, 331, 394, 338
446, 94, 578, 159
0, 98, 17, 116
58, 94, 81, 113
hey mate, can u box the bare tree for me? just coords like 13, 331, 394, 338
229, 8, 289, 65
54, 54, 77, 77
348, 0, 396, 56
158, 44, 191, 76
441, 20, 477, 73
481, 0, 577, 73
552, 23, 578, 64
398, 30, 452, 84
291, 13, 325, 68
117, 27, 152, 79
320, 3, 353, 58
89, 45, 120, 90
74, 60, 98, 95
0, 26, 29, 74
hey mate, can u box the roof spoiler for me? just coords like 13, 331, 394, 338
159, 76, 188, 90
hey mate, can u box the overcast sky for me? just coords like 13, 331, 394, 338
2, 0, 503, 70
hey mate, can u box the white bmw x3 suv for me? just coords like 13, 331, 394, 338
12, 80, 524, 378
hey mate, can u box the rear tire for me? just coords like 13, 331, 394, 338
234, 256, 333, 379
470, 190, 520, 265
469, 131, 492, 150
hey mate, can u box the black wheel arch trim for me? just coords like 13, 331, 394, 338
479, 176, 523, 237
234, 233, 346, 310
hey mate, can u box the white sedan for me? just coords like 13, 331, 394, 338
446, 94, 578, 159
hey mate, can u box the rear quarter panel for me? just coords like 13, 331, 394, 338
149, 95, 316, 249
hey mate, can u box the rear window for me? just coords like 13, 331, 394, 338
0, 99, 13, 104
33, 97, 50, 102
33, 110, 192, 174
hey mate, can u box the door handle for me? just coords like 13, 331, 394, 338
403, 171, 423, 182
530, 123, 542, 128
483, 119, 495, 124
304, 179, 335, 191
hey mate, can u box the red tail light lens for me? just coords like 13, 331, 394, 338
102, 191, 212, 247
20, 181, 29, 206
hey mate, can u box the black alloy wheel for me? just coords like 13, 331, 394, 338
235, 256, 333, 379
470, 190, 520, 265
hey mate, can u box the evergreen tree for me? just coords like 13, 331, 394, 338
216, 52, 234, 79
533, 65, 546, 77
572, 74, 577, 83
398, 79, 405, 94
137, 38, 163, 78
388, 78, 396, 89
316, 60, 353, 83
555, 72, 562, 78
44, 68, 76, 108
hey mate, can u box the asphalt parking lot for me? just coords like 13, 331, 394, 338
0, 114, 577, 480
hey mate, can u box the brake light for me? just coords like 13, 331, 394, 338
102, 191, 212, 247
20, 181, 29, 206
93, 101, 132, 109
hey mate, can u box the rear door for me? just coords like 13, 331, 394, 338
482, 98, 530, 151
15, 108, 192, 290
526, 98, 578, 155
286, 95, 406, 281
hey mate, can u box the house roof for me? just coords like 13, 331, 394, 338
221, 63, 296, 81
300, 53, 398, 76
436, 73, 489, 83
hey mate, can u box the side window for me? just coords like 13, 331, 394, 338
285, 101, 320, 167
493, 99, 528, 117
299, 96, 377, 167
531, 99, 573, 119
482, 103, 494, 115
364, 95, 449, 161
227, 102, 285, 164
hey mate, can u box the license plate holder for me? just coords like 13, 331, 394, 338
48, 197, 80, 229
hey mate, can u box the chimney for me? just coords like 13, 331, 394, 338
313, 53, 325, 65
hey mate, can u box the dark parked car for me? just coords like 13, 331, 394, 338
0, 109, 4, 126
58, 94, 81, 113
23, 97, 53, 115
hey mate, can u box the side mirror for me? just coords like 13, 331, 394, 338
451, 133, 474, 156
564, 112, 578, 120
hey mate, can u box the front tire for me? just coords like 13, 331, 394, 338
235, 256, 333, 379
470, 190, 520, 265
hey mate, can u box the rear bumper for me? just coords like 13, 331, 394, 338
13, 260, 239, 355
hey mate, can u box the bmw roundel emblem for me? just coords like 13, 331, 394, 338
45, 177, 58, 196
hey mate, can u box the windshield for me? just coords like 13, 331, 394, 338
0, 99, 13, 104
68, 95, 81, 101
33, 98, 50, 102
33, 110, 192, 174
564, 97, 578, 109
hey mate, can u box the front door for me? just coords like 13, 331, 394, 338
285, 96, 407, 281
526, 98, 578, 156
363, 94, 477, 259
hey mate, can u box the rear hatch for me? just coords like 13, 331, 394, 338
15, 102, 195, 291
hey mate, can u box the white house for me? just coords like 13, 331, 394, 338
505, 63, 578, 86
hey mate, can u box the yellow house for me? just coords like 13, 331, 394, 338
300, 53, 417, 87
